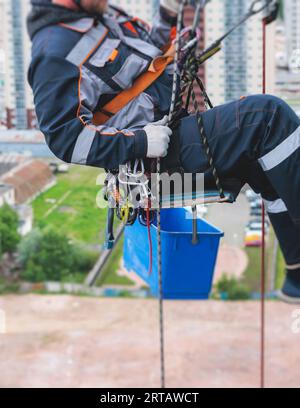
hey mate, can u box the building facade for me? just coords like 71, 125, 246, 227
0, 0, 35, 130
117, 0, 154, 23
1, 0, 158, 130
2, 1, 277, 130
205, 0, 276, 106
0, 0, 6, 128
284, 0, 300, 63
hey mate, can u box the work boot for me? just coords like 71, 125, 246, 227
278, 269, 300, 304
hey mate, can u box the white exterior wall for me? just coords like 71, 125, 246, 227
17, 208, 33, 236
265, 23, 276, 94
205, 0, 225, 106
284, 0, 300, 59
246, 13, 263, 95
0, 187, 15, 207
0, 1, 5, 122
115, 0, 153, 24
1, 0, 155, 126
246, 14, 276, 95
1, 0, 15, 112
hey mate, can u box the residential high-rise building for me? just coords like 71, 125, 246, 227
152, 0, 160, 16
203, 0, 225, 105
205, 0, 276, 106
0, 1, 278, 130
276, 1, 300, 103
0, 0, 34, 129
11, 0, 27, 129
0, 47, 5, 128
284, 0, 300, 62
0, 0, 7, 128
224, 0, 247, 101
0, 0, 157, 129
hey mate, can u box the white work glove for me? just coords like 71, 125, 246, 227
160, 0, 181, 14
144, 116, 172, 158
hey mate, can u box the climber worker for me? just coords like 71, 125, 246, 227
28, 0, 300, 303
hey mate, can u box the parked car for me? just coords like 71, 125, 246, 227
246, 221, 269, 232
250, 199, 262, 209
245, 189, 260, 202
49, 162, 69, 174
250, 209, 263, 217
57, 164, 70, 173
49, 162, 58, 173
245, 238, 262, 248
250, 217, 270, 226
245, 230, 262, 247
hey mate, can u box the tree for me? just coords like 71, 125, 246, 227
19, 228, 96, 283
0, 204, 20, 256
20, 228, 74, 282
215, 274, 250, 301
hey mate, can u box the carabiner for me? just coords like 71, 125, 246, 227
248, 0, 270, 17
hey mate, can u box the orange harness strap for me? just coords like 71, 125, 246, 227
92, 48, 175, 126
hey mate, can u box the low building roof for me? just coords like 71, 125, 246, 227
1, 160, 55, 204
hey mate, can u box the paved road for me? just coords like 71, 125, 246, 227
204, 192, 250, 280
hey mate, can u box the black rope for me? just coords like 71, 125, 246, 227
171, 42, 225, 199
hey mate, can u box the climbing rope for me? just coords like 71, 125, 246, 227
157, 0, 218, 388
260, 1, 279, 388
156, 3, 190, 385
157, 0, 187, 388
260, 15, 267, 390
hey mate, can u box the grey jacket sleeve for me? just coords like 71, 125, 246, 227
150, 6, 178, 48
28, 55, 147, 170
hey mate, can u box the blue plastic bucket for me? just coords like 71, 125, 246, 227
123, 208, 224, 300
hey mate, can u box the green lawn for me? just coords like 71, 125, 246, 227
275, 249, 285, 290
96, 237, 134, 287
285, 99, 300, 107
32, 167, 288, 292
32, 165, 135, 287
242, 247, 263, 292
0, 277, 20, 295
242, 237, 271, 293
242, 227, 286, 293
32, 165, 106, 245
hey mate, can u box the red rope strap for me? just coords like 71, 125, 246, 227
260, 18, 267, 389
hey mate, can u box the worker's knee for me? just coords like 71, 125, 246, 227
242, 94, 300, 141
244, 94, 289, 112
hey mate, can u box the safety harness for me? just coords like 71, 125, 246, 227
103, 0, 279, 242
92, 46, 175, 126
